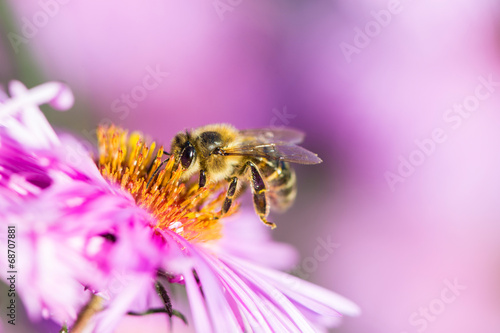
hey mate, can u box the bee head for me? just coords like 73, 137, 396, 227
171, 131, 197, 170
170, 125, 237, 183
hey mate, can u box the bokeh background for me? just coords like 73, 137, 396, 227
2, 0, 500, 332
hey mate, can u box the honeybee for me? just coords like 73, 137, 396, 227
166, 124, 322, 228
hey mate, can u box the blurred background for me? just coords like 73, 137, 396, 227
2, 0, 500, 332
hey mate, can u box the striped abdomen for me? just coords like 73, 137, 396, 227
256, 158, 297, 212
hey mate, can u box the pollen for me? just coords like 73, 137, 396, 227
96, 125, 237, 243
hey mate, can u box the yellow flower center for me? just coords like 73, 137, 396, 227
96, 125, 237, 243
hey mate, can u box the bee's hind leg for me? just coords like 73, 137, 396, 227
247, 161, 276, 229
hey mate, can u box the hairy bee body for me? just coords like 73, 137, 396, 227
168, 123, 321, 228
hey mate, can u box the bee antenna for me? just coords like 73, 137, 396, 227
146, 158, 170, 189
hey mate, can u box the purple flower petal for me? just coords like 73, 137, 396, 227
224, 256, 361, 317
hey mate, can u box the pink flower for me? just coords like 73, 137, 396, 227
0, 81, 359, 332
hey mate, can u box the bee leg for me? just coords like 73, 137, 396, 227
247, 161, 276, 229
220, 176, 238, 216
199, 170, 207, 188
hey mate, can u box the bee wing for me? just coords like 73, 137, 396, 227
239, 128, 305, 144
221, 143, 322, 165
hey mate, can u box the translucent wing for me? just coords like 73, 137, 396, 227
221, 143, 322, 165
239, 128, 305, 144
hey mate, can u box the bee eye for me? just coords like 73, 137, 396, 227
180, 145, 195, 169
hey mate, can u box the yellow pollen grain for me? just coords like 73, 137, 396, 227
96, 125, 238, 243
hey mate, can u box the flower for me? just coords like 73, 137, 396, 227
0, 81, 360, 332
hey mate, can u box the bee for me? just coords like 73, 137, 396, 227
163, 124, 322, 228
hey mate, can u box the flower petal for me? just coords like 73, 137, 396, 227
226, 256, 361, 317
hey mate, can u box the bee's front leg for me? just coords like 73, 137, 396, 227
220, 176, 238, 216
199, 170, 207, 188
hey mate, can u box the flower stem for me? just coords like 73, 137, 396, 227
70, 294, 104, 333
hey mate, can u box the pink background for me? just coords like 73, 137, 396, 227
2, 0, 500, 332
